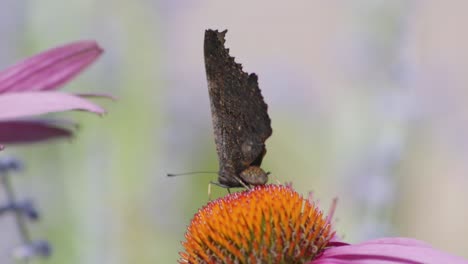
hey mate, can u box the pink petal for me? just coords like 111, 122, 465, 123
0, 92, 105, 120
359, 237, 432, 248
0, 120, 74, 144
0, 41, 102, 93
314, 237, 468, 264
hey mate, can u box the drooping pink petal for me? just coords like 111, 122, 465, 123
0, 41, 102, 93
358, 237, 433, 248
0, 92, 105, 120
313, 237, 468, 264
0, 120, 74, 143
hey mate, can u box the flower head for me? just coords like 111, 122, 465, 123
179, 185, 468, 264
0, 40, 108, 146
180, 185, 335, 263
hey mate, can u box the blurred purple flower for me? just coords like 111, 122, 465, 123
0, 41, 106, 146
0, 120, 75, 144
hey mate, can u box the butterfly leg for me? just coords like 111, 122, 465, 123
209, 181, 235, 196
268, 172, 281, 184
208, 182, 233, 199
208, 182, 212, 200
210, 181, 232, 189
233, 175, 251, 190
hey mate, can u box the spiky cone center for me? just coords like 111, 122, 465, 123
179, 184, 334, 264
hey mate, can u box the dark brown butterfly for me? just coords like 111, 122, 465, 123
204, 29, 272, 189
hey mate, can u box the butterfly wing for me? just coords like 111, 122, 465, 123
204, 29, 272, 187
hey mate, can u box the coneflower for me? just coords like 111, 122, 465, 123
179, 185, 467, 264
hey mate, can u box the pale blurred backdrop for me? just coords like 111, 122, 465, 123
1, 1, 468, 263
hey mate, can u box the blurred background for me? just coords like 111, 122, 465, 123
1, 0, 468, 263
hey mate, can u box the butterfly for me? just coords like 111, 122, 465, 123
204, 29, 272, 189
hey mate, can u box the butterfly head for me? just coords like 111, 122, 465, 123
240, 166, 269, 186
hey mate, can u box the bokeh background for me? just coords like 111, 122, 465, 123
1, 1, 468, 263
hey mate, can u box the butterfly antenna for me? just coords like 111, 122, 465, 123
167, 171, 217, 177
